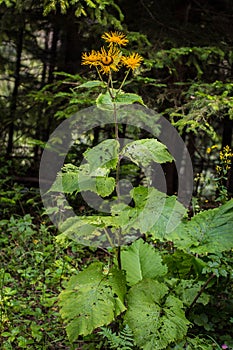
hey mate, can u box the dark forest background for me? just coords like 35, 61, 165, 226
0, 0, 233, 200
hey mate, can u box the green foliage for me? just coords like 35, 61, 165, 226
49, 135, 175, 247
51, 163, 115, 196
0, 214, 86, 348
58, 239, 192, 348
96, 91, 145, 110
119, 186, 186, 237
153, 46, 225, 77
163, 250, 206, 279
59, 262, 126, 341
168, 335, 222, 349
168, 279, 210, 307
167, 199, 233, 254
168, 81, 233, 138
43, 0, 124, 27
40, 34, 233, 348
84, 139, 119, 171
78, 80, 105, 89
121, 239, 167, 286
50, 139, 119, 197
99, 325, 136, 349
121, 138, 173, 167
125, 279, 190, 350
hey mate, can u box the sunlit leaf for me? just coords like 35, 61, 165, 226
125, 279, 190, 349
121, 239, 167, 286
121, 138, 173, 167
59, 262, 126, 341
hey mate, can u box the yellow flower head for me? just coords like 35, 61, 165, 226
101, 31, 128, 47
121, 52, 143, 70
216, 165, 222, 173
220, 150, 225, 161
98, 46, 122, 74
81, 50, 101, 67
219, 145, 233, 163
223, 145, 231, 153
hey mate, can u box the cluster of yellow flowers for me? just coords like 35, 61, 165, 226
216, 145, 233, 173
219, 145, 233, 163
82, 31, 143, 75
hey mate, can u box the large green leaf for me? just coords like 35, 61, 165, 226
121, 138, 173, 167
84, 139, 119, 172
77, 80, 105, 89
59, 262, 126, 342
116, 187, 186, 237
96, 91, 144, 110
125, 279, 190, 349
148, 195, 187, 238
50, 139, 119, 197
163, 250, 206, 278
121, 239, 167, 286
167, 199, 233, 254
49, 163, 115, 197
128, 187, 167, 233
115, 92, 144, 105
96, 91, 114, 110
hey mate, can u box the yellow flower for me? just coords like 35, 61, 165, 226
121, 52, 143, 70
216, 165, 222, 173
101, 31, 128, 47
223, 145, 230, 153
219, 151, 224, 161
206, 147, 211, 154
98, 46, 122, 74
81, 50, 101, 67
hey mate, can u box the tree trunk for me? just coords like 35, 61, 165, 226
222, 115, 232, 148
6, 24, 24, 157
45, 24, 59, 141
33, 30, 50, 164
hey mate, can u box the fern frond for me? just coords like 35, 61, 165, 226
99, 325, 136, 349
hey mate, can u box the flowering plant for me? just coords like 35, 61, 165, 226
48, 32, 233, 350
81, 31, 144, 109
82, 31, 143, 76
215, 145, 233, 203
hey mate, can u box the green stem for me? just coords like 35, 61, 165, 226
186, 273, 216, 316
117, 246, 122, 270
96, 67, 104, 84
103, 228, 114, 248
117, 69, 131, 93
107, 71, 115, 100
106, 72, 123, 265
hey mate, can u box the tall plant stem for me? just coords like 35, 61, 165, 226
117, 69, 130, 93
186, 273, 216, 316
103, 228, 114, 248
113, 99, 122, 267
107, 72, 123, 268
96, 67, 104, 84
117, 246, 122, 270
